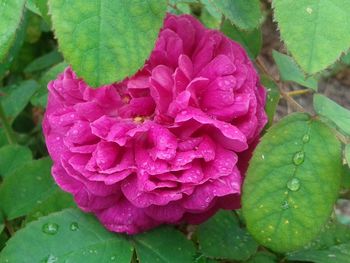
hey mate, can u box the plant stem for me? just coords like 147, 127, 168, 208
0, 103, 16, 144
287, 89, 311, 96
256, 56, 305, 112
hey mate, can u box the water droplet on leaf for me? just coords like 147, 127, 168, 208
70, 222, 79, 231
302, 134, 310, 143
41, 255, 58, 263
287, 178, 301, 191
42, 223, 59, 235
293, 151, 305, 165
281, 200, 289, 210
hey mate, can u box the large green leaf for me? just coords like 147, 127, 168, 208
0, 209, 133, 263
273, 0, 350, 74
221, 20, 262, 59
272, 50, 318, 90
242, 113, 342, 252
26, 189, 76, 223
197, 210, 258, 261
314, 94, 350, 136
0, 0, 26, 62
133, 226, 196, 263
1, 80, 38, 123
207, 0, 262, 30
287, 243, 350, 263
0, 158, 57, 220
49, 0, 167, 87
0, 144, 32, 178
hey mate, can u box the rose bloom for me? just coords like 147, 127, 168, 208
43, 14, 267, 234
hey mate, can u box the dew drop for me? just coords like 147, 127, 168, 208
41, 255, 58, 263
302, 134, 310, 143
110, 255, 116, 261
287, 178, 301, 192
293, 151, 305, 165
42, 223, 59, 235
70, 222, 79, 231
281, 200, 289, 210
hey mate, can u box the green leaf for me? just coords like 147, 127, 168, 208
345, 145, 350, 168
26, 189, 76, 223
302, 219, 350, 250
0, 144, 32, 178
0, 0, 26, 62
208, 0, 262, 30
31, 61, 68, 107
246, 252, 277, 263
242, 113, 342, 252
261, 76, 280, 128
341, 165, 350, 190
0, 209, 133, 263
34, 0, 51, 26
0, 8, 28, 80
0, 158, 57, 220
49, 0, 167, 87
0, 212, 4, 234
24, 50, 63, 73
133, 226, 196, 263
1, 80, 38, 122
197, 210, 258, 261
272, 50, 318, 90
287, 243, 350, 263
273, 0, 350, 74
221, 20, 262, 59
313, 94, 350, 136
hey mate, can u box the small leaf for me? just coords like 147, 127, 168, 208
0, 209, 133, 263
221, 20, 262, 59
0, 158, 57, 220
208, 0, 262, 30
0, 80, 38, 122
133, 226, 196, 263
287, 243, 350, 263
0, 0, 26, 62
313, 94, 350, 136
31, 61, 68, 107
49, 0, 167, 87
197, 210, 258, 261
242, 113, 342, 252
0, 144, 32, 178
261, 76, 280, 128
24, 50, 63, 73
272, 50, 318, 90
273, 0, 350, 74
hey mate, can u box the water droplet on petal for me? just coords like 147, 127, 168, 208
302, 134, 310, 143
287, 178, 301, 192
70, 222, 79, 231
293, 151, 305, 165
42, 223, 59, 235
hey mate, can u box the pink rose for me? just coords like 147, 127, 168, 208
43, 14, 267, 234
